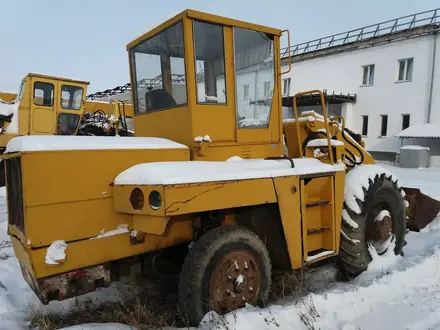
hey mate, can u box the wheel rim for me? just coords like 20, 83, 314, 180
366, 202, 395, 255
209, 249, 261, 314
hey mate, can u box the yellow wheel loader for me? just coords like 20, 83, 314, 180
2, 9, 439, 326
0, 74, 135, 186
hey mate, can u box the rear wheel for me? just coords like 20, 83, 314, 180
178, 225, 271, 326
339, 167, 407, 276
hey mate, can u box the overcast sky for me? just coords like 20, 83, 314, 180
1, 0, 438, 94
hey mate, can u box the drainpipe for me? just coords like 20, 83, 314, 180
427, 32, 438, 123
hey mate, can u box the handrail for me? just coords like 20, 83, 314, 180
281, 29, 291, 75
281, 8, 440, 58
292, 90, 334, 164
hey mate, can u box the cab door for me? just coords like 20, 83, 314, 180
56, 82, 85, 135
189, 20, 236, 142
232, 27, 281, 145
30, 77, 56, 134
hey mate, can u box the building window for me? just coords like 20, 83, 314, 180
263, 81, 271, 98
362, 115, 368, 136
34, 82, 54, 107
362, 64, 375, 86
194, 20, 227, 104
282, 78, 291, 96
243, 84, 249, 100
402, 114, 410, 130
380, 115, 388, 137
397, 58, 414, 82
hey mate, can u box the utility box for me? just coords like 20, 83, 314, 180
400, 145, 430, 168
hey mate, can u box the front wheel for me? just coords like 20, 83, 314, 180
178, 225, 272, 326
339, 165, 407, 276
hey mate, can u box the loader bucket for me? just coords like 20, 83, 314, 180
403, 187, 440, 231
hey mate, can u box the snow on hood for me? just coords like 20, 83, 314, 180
5, 135, 188, 153
0, 100, 19, 134
114, 158, 346, 185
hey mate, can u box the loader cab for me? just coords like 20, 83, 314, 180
15, 74, 89, 136
127, 10, 284, 160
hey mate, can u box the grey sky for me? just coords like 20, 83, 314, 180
1, 0, 438, 94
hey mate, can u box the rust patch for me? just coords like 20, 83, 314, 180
307, 226, 331, 235
130, 230, 147, 245
37, 264, 111, 304
209, 249, 261, 314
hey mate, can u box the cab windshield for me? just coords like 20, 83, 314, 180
129, 21, 187, 115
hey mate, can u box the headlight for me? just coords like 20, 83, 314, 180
129, 188, 144, 210
149, 190, 162, 210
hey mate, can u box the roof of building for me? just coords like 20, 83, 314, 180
396, 123, 440, 139
281, 8, 440, 63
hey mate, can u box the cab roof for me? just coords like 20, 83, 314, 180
27, 73, 90, 85
126, 9, 283, 50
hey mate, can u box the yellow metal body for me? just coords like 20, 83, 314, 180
85, 99, 134, 118
129, 9, 284, 161
4, 9, 376, 305
0, 74, 134, 151
0, 92, 17, 102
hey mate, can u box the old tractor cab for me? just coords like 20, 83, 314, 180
128, 10, 284, 160
0, 74, 89, 145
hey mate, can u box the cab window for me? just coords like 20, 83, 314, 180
234, 28, 275, 129
17, 81, 26, 101
61, 85, 83, 110
57, 113, 80, 135
34, 82, 54, 106
130, 21, 187, 114
193, 20, 227, 104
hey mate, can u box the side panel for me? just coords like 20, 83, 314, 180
164, 179, 277, 215
30, 216, 193, 278
21, 148, 189, 247
114, 179, 278, 217
134, 106, 193, 148
273, 176, 303, 269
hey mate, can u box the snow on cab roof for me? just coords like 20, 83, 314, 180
6, 135, 188, 153
114, 158, 346, 186
396, 124, 440, 138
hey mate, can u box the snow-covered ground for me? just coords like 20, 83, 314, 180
1, 163, 440, 329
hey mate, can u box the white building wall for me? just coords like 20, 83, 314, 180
281, 35, 435, 153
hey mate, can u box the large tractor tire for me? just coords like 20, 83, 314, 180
339, 165, 407, 276
178, 225, 272, 326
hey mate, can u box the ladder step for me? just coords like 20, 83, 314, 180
306, 200, 330, 208
307, 226, 331, 235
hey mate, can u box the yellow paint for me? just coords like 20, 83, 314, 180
0, 92, 17, 102
273, 176, 303, 269
19, 148, 189, 248
128, 9, 284, 160
5, 9, 379, 302
31, 216, 193, 278
85, 100, 134, 117
0, 73, 135, 152
132, 214, 171, 235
